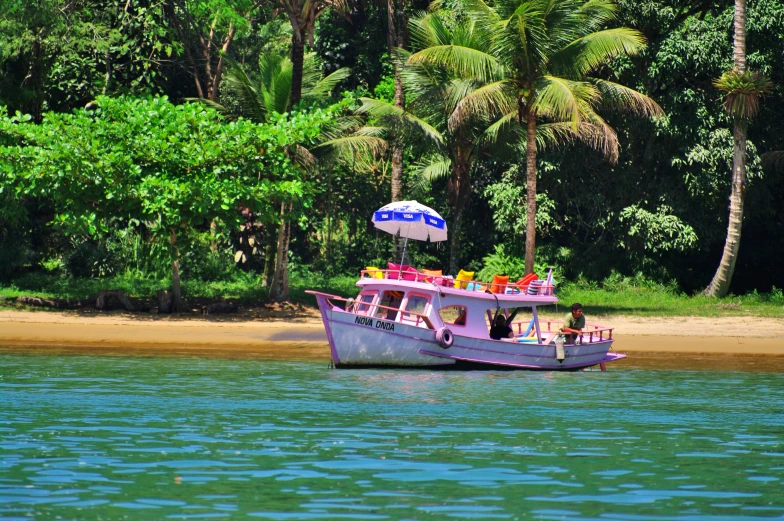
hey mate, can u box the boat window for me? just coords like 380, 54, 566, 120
401, 293, 430, 321
355, 291, 377, 315
439, 305, 467, 327
375, 290, 404, 320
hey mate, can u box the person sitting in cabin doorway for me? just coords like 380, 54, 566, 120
454, 308, 467, 326
489, 315, 514, 340
561, 303, 586, 344
489, 308, 522, 340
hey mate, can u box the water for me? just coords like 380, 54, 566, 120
2, 353, 784, 520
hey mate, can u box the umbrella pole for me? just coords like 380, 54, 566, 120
398, 235, 409, 280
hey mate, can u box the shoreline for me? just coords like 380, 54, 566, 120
2, 310, 783, 357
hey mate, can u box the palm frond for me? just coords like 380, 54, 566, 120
479, 111, 519, 146
761, 150, 784, 171
532, 76, 599, 124
186, 97, 231, 115
410, 155, 452, 194
223, 62, 268, 122
591, 79, 662, 118
357, 98, 445, 145
531, 121, 618, 163
301, 53, 323, 92
316, 134, 388, 157
551, 28, 647, 77
409, 11, 452, 50
448, 80, 516, 131
292, 144, 317, 172
407, 45, 501, 83
306, 67, 351, 98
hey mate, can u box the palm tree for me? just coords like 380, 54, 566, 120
219, 53, 351, 120
211, 53, 379, 302
272, 0, 349, 108
359, 13, 498, 272
408, 0, 661, 273
704, 0, 772, 297
223, 54, 354, 301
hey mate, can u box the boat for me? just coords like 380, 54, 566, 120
306, 269, 624, 370
308, 200, 624, 370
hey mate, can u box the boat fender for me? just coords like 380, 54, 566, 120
555, 334, 565, 362
436, 327, 454, 349
345, 298, 355, 312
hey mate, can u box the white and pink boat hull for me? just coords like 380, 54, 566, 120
312, 293, 624, 370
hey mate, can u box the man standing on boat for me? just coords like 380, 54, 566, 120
561, 303, 585, 344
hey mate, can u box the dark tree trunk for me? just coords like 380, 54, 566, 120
209, 24, 235, 101
170, 229, 184, 313
524, 110, 538, 275
290, 32, 306, 108
447, 147, 472, 274
262, 225, 277, 287
268, 202, 291, 302
387, 0, 406, 258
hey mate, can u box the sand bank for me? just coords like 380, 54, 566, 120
1, 310, 782, 358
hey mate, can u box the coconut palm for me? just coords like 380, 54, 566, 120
358, 13, 492, 272
272, 0, 349, 108
408, 0, 662, 274
211, 53, 384, 302
704, 0, 772, 297
219, 52, 351, 122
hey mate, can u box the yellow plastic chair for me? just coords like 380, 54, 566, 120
453, 269, 475, 289
365, 266, 384, 279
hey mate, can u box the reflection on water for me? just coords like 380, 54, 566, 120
1, 353, 784, 520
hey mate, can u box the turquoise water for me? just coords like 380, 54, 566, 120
2, 354, 784, 520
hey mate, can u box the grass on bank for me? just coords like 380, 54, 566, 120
1, 271, 783, 318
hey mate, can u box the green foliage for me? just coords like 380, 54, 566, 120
618, 204, 698, 253
476, 245, 526, 282
0, 95, 337, 288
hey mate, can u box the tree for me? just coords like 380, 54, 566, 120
409, 0, 661, 273
0, 0, 174, 118
167, 0, 269, 100
704, 0, 772, 297
271, 0, 349, 108
359, 12, 502, 273
0, 96, 329, 310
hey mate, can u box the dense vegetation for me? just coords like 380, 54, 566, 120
1, 0, 783, 310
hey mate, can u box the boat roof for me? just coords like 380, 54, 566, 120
355, 278, 558, 306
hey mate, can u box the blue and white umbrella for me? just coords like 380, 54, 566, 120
373, 200, 448, 243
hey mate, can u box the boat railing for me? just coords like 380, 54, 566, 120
538, 320, 614, 343
323, 293, 435, 330
360, 269, 555, 296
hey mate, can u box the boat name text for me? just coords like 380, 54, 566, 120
354, 316, 395, 331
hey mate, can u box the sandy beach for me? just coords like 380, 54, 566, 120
1, 310, 782, 361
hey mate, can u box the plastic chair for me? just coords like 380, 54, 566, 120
453, 269, 475, 289
489, 274, 509, 294
365, 266, 384, 279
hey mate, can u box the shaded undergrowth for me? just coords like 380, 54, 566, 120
0, 271, 782, 317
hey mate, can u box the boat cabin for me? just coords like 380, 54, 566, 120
348, 269, 559, 342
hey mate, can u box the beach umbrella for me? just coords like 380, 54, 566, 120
372, 200, 448, 271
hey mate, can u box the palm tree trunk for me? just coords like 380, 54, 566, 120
170, 229, 184, 313
705, 120, 747, 297
705, 0, 747, 297
449, 202, 464, 275
269, 202, 291, 302
524, 111, 537, 275
387, 0, 406, 259
290, 31, 306, 108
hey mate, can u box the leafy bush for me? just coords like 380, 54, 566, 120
477, 245, 526, 282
